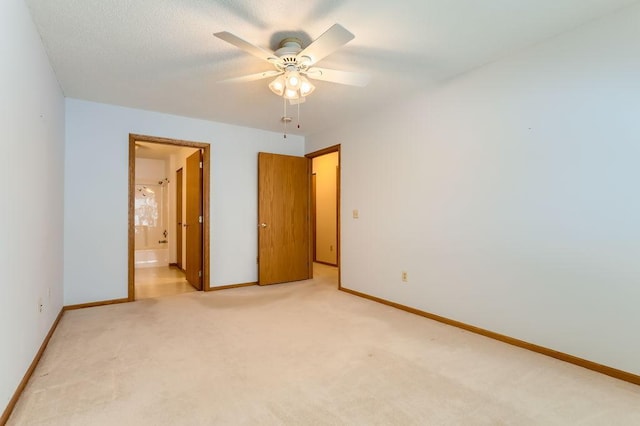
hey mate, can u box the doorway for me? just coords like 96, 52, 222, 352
306, 145, 341, 288
128, 134, 211, 301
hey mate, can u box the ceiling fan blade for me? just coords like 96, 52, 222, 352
218, 70, 283, 83
305, 67, 371, 87
296, 24, 355, 66
214, 31, 279, 63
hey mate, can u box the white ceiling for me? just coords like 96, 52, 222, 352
24, 0, 638, 136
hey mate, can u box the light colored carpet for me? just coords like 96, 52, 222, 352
9, 264, 640, 425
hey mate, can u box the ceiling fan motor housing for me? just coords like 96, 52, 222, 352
276, 37, 302, 54
273, 38, 311, 71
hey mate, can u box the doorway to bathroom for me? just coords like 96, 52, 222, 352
128, 134, 211, 300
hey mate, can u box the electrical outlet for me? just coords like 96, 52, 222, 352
38, 297, 43, 313
353, 209, 359, 219
401, 271, 408, 282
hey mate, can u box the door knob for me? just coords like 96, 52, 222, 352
259, 223, 267, 228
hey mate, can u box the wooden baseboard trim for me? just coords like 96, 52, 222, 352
168, 263, 184, 272
1, 308, 64, 425
208, 282, 257, 291
314, 261, 338, 267
340, 287, 640, 386
64, 297, 130, 311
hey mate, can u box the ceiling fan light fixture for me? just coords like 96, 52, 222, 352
285, 70, 301, 90
214, 24, 365, 136
284, 88, 299, 99
299, 77, 315, 96
268, 75, 285, 96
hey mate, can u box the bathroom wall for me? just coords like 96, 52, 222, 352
136, 158, 167, 181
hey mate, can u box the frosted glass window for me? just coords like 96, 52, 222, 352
135, 184, 161, 227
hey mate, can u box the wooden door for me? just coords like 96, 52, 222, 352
186, 151, 203, 290
258, 152, 311, 285
176, 168, 183, 270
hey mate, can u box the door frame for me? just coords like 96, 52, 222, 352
311, 173, 317, 262
128, 134, 211, 300
305, 144, 341, 288
176, 167, 183, 271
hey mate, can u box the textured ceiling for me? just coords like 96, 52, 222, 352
24, 0, 638, 136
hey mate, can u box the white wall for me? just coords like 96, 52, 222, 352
0, 0, 65, 413
64, 99, 304, 304
307, 4, 640, 375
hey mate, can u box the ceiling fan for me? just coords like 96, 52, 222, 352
214, 24, 370, 104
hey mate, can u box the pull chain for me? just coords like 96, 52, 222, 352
283, 97, 287, 138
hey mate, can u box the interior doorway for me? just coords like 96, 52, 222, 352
306, 145, 341, 288
128, 134, 211, 301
